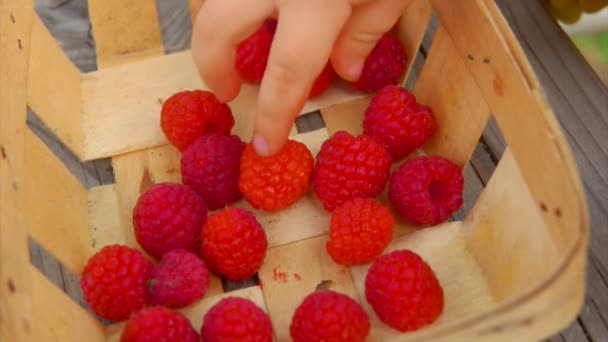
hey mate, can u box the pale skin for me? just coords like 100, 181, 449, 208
191, 0, 412, 156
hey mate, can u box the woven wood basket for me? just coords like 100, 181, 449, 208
0, 0, 590, 341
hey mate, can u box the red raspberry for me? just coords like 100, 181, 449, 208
326, 198, 394, 265
308, 63, 335, 98
161, 90, 234, 151
236, 19, 277, 83
80, 245, 153, 321
200, 207, 267, 280
133, 183, 207, 259
313, 131, 392, 211
364, 85, 435, 160
120, 306, 199, 342
350, 33, 407, 92
389, 156, 463, 225
239, 139, 314, 211
290, 290, 370, 342
365, 250, 444, 332
148, 249, 210, 308
182, 133, 246, 210
201, 297, 273, 342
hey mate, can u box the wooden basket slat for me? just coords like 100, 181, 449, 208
393, 0, 432, 81
25, 128, 92, 274
88, 0, 164, 68
430, 0, 588, 253
415, 25, 491, 168
29, 265, 105, 341
27, 15, 84, 158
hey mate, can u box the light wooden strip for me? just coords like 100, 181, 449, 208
0, 0, 35, 340
30, 265, 105, 342
430, 0, 588, 254
80, 51, 365, 160
88, 0, 164, 68
24, 128, 92, 274
106, 286, 266, 341
27, 14, 84, 158
88, 184, 122, 252
394, 0, 432, 81
320, 97, 370, 137
415, 26, 490, 167
259, 236, 360, 341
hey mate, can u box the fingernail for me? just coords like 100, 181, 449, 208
346, 61, 364, 81
253, 135, 269, 157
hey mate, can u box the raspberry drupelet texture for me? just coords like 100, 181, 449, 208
120, 306, 199, 342
148, 249, 210, 308
239, 139, 314, 211
201, 297, 273, 342
364, 85, 435, 160
389, 155, 463, 225
80, 245, 153, 321
200, 207, 267, 280
133, 183, 208, 259
181, 133, 246, 210
160, 90, 234, 151
290, 290, 370, 342
236, 19, 277, 83
365, 250, 444, 332
349, 33, 407, 92
314, 131, 392, 211
326, 198, 395, 265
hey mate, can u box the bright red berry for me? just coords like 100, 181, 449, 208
161, 90, 234, 151
148, 249, 210, 308
389, 155, 463, 225
365, 250, 444, 332
236, 19, 277, 83
308, 63, 335, 98
200, 207, 267, 280
326, 198, 394, 265
182, 133, 246, 210
350, 33, 406, 92
80, 245, 153, 321
364, 85, 435, 160
290, 290, 370, 342
120, 306, 199, 342
314, 131, 392, 211
201, 297, 273, 342
239, 139, 314, 211
133, 183, 208, 259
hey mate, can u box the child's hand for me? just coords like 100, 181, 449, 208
191, 0, 411, 156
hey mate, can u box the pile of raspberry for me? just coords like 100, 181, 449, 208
78, 28, 465, 341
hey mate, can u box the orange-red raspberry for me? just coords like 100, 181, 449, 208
201, 297, 273, 342
80, 245, 153, 321
160, 90, 234, 151
365, 250, 444, 332
364, 85, 435, 160
120, 306, 199, 342
200, 207, 267, 280
349, 33, 406, 92
326, 198, 394, 265
239, 139, 314, 211
290, 290, 370, 342
389, 155, 463, 225
313, 131, 392, 211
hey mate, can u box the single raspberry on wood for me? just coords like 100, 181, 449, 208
201, 297, 273, 342
364, 85, 435, 160
389, 155, 463, 225
239, 139, 314, 211
349, 33, 407, 92
200, 207, 267, 280
160, 90, 234, 151
326, 198, 395, 265
80, 245, 153, 321
182, 133, 246, 210
313, 131, 392, 211
290, 290, 370, 342
133, 183, 208, 259
120, 306, 199, 342
365, 250, 444, 332
148, 249, 210, 308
